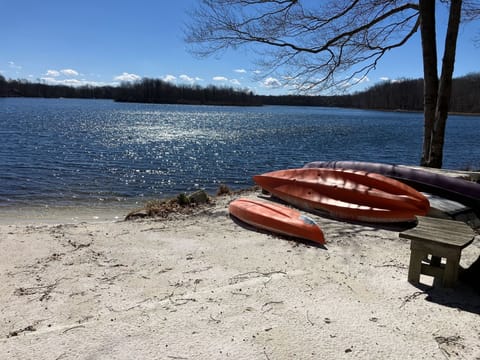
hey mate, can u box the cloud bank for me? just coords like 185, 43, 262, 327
114, 72, 141, 82
262, 77, 282, 88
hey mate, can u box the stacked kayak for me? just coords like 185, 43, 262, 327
253, 168, 429, 223
304, 160, 480, 209
229, 198, 325, 244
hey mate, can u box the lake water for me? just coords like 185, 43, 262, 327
1, 97, 479, 215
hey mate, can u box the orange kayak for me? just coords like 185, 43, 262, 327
229, 198, 325, 244
254, 168, 429, 223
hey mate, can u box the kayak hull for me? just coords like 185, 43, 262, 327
304, 160, 480, 210
254, 168, 429, 223
229, 198, 325, 244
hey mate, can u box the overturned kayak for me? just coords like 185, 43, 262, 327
253, 168, 429, 223
304, 160, 480, 210
229, 198, 325, 244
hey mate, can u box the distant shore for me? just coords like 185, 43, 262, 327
3, 95, 480, 115
3, 72, 480, 113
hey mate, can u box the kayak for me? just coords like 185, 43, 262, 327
229, 198, 325, 244
304, 160, 480, 210
253, 168, 429, 223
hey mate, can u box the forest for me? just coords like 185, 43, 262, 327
1, 72, 480, 113
0, 75, 260, 106
260, 73, 480, 114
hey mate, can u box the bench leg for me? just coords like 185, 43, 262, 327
443, 252, 461, 288
408, 249, 427, 285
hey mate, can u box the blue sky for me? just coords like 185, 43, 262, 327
2, 1, 479, 95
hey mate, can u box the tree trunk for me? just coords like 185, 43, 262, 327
428, 0, 462, 168
419, 0, 438, 167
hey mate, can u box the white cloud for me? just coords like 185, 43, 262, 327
353, 76, 370, 84
45, 70, 60, 77
338, 75, 370, 89
61, 69, 79, 76
45, 69, 79, 77
179, 74, 195, 83
8, 61, 22, 70
380, 77, 402, 83
114, 72, 141, 82
234, 69, 247, 74
263, 77, 282, 88
163, 74, 177, 83
179, 74, 194, 82
211, 76, 242, 86
178, 74, 204, 84
40, 77, 105, 87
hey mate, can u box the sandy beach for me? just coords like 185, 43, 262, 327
1, 190, 479, 359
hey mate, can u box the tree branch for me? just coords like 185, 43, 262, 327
185, 1, 421, 92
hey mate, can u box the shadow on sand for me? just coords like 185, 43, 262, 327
409, 278, 480, 315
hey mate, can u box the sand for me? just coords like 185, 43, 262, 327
1, 191, 479, 359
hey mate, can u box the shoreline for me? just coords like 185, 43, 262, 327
1, 190, 479, 359
1, 165, 479, 226
0, 202, 136, 225
3, 96, 480, 116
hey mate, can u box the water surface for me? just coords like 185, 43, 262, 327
1, 98, 479, 214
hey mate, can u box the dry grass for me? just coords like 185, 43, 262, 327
124, 185, 261, 221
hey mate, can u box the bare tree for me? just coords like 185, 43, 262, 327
185, 0, 479, 168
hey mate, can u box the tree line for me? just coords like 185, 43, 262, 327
343, 73, 480, 113
1, 72, 480, 113
114, 78, 261, 106
0, 75, 260, 106
260, 73, 480, 114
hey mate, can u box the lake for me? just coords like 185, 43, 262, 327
1, 97, 479, 214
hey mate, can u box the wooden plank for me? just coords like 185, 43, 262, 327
418, 216, 475, 230
414, 221, 473, 234
403, 227, 471, 242
415, 216, 475, 234
400, 228, 474, 247
414, 223, 474, 237
399, 216, 476, 248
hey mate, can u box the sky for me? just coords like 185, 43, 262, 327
2, 0, 479, 95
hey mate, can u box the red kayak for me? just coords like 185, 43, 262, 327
304, 160, 480, 210
229, 198, 325, 244
254, 168, 429, 223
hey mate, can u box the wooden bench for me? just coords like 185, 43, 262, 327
399, 216, 476, 288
